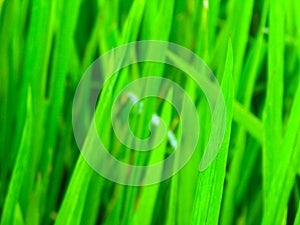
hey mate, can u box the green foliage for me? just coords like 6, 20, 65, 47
0, 0, 300, 224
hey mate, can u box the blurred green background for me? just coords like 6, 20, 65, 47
1, 0, 300, 224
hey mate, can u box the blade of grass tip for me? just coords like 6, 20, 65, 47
212, 0, 253, 83
13, 203, 25, 225
262, 67, 300, 224
0, 86, 32, 225
220, 1, 268, 223
262, 0, 285, 215
191, 39, 233, 225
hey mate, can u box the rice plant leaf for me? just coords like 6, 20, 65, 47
262, 0, 285, 220
1, 87, 32, 225
191, 39, 233, 225
262, 67, 300, 225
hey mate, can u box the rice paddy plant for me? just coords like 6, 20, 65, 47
0, 0, 300, 224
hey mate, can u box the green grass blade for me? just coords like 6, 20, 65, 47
262, 68, 300, 225
1, 87, 32, 225
262, 0, 285, 219
18, 0, 55, 216
192, 39, 233, 225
